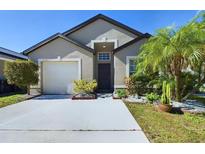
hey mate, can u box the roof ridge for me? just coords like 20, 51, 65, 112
62, 14, 144, 36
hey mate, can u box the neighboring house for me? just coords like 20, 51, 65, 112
0, 47, 28, 93
23, 14, 151, 94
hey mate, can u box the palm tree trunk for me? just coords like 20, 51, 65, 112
175, 74, 181, 102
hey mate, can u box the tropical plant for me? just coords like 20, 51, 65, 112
189, 61, 205, 93
73, 80, 97, 94
146, 72, 175, 95
160, 81, 171, 105
136, 15, 205, 101
116, 89, 127, 98
145, 92, 160, 103
4, 60, 39, 95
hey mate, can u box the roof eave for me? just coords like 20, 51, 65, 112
23, 33, 94, 55
0, 51, 28, 60
113, 33, 152, 54
23, 33, 61, 55
0, 47, 28, 60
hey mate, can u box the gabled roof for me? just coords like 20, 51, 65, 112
0, 47, 28, 59
23, 33, 94, 55
23, 14, 151, 55
62, 14, 144, 36
113, 33, 152, 53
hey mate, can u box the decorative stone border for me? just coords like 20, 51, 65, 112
181, 107, 205, 114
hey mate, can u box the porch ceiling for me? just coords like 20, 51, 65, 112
94, 42, 114, 52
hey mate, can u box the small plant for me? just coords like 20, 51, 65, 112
146, 92, 160, 103
116, 89, 127, 98
160, 81, 171, 105
73, 80, 97, 94
124, 76, 138, 96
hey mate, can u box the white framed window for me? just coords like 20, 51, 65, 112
126, 56, 136, 77
98, 52, 111, 61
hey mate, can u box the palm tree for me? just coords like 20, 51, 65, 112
136, 18, 205, 101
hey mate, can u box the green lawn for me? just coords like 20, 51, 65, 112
125, 103, 205, 143
0, 93, 26, 108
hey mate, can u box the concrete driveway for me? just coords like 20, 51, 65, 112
0, 94, 149, 143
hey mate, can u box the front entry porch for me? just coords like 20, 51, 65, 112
93, 41, 115, 92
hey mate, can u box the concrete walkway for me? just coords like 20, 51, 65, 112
0, 94, 149, 143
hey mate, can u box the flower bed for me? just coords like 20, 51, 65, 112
72, 79, 97, 100
72, 93, 97, 100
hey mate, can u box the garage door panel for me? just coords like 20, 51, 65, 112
42, 61, 79, 94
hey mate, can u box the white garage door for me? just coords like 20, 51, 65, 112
42, 61, 80, 94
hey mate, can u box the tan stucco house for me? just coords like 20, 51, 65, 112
23, 14, 151, 94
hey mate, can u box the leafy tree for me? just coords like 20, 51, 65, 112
4, 60, 38, 95
136, 15, 205, 101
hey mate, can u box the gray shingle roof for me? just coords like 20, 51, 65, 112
0, 47, 28, 59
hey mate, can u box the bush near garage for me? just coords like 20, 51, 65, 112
73, 80, 97, 94
4, 60, 39, 95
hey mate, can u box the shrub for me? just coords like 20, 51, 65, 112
199, 85, 205, 92
127, 74, 156, 95
116, 89, 127, 98
145, 92, 160, 103
124, 76, 138, 96
180, 72, 198, 97
4, 60, 38, 95
73, 80, 97, 94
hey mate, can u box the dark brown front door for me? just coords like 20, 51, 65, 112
98, 63, 111, 91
